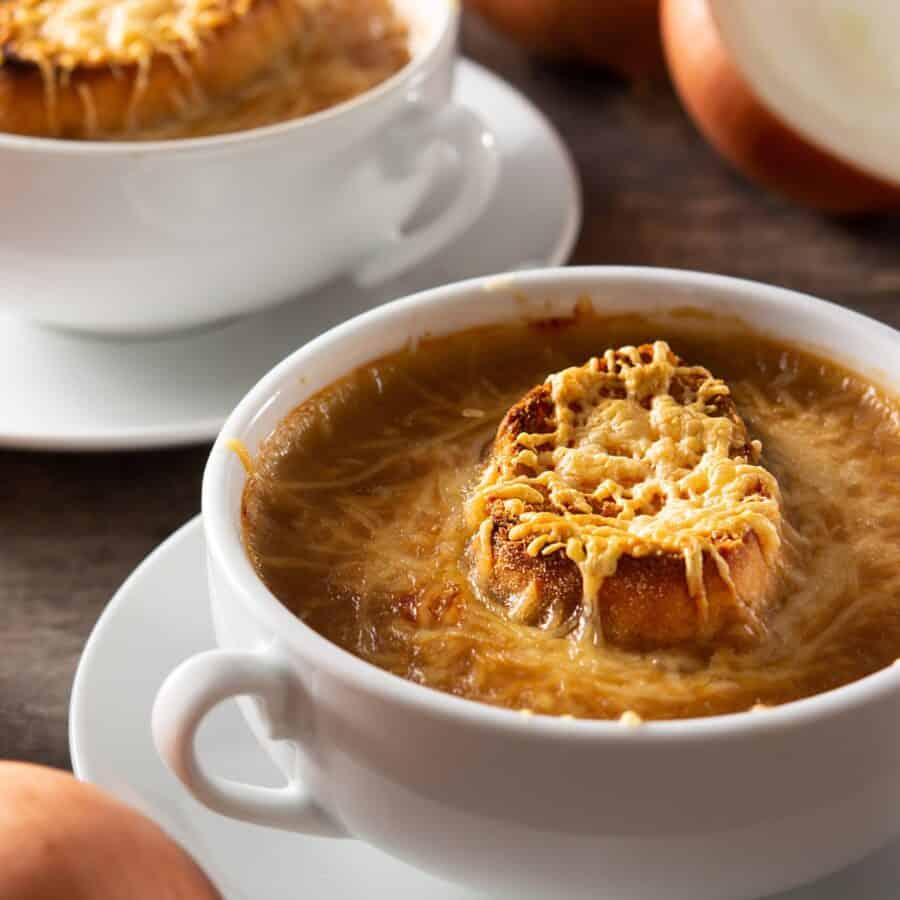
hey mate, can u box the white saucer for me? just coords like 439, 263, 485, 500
6, 60, 580, 452
71, 518, 900, 900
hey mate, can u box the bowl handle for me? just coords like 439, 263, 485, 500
353, 99, 500, 287
152, 647, 347, 837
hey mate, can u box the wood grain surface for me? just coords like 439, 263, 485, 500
2, 13, 899, 771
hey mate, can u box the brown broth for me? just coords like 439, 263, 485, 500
124, 0, 408, 140
241, 313, 900, 720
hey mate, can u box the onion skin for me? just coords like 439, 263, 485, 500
662, 0, 900, 213
465, 0, 665, 80
0, 763, 222, 900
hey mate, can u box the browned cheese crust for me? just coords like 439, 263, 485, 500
0, 0, 309, 137
475, 343, 780, 651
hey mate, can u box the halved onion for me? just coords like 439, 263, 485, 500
662, 0, 900, 212
465, 0, 664, 80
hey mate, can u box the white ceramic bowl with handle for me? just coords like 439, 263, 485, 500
0, 0, 497, 336
153, 267, 900, 900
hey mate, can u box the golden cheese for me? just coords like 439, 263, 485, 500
466, 341, 783, 628
0, 0, 254, 69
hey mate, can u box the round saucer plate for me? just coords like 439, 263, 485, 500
70, 518, 900, 900
3, 60, 580, 452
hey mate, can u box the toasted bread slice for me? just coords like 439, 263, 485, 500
0, 0, 313, 137
467, 341, 782, 651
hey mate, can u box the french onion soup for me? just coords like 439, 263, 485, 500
0, 0, 410, 139
239, 310, 900, 721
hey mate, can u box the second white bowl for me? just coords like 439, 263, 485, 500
0, 0, 497, 335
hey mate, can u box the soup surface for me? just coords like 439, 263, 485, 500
241, 311, 900, 720
0, 0, 410, 139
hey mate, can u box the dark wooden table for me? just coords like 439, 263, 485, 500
3, 14, 899, 772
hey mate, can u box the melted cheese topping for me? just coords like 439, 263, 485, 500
0, 0, 253, 69
466, 341, 783, 631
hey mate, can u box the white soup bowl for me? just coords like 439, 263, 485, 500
154, 267, 900, 899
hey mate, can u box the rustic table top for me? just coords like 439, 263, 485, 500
2, 14, 899, 772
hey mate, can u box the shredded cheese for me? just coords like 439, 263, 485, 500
466, 341, 783, 636
618, 710, 643, 727
226, 437, 255, 475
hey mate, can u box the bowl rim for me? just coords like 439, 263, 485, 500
0, 0, 453, 157
204, 265, 900, 743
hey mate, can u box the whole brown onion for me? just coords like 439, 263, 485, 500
0, 763, 222, 900
465, 0, 665, 79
